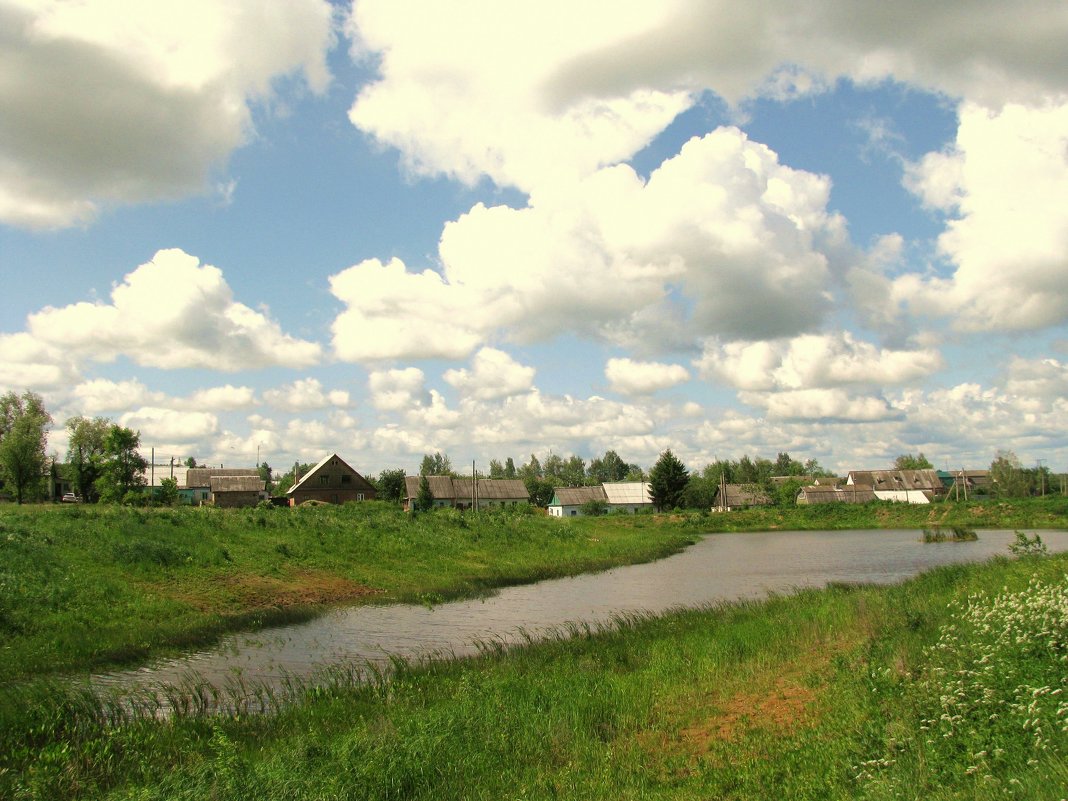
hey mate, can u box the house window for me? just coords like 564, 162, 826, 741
570, 510, 577, 516
319, 475, 330, 486
357, 492, 364, 501
201, 491, 209, 500
341, 474, 352, 484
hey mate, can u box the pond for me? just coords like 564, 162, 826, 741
91, 528, 1068, 699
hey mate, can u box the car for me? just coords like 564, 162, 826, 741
61, 492, 82, 503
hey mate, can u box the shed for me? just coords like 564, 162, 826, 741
210, 476, 266, 508
602, 481, 654, 513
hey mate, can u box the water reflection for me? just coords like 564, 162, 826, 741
92, 528, 1068, 697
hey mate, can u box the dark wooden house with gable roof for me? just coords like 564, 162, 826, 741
287, 453, 376, 506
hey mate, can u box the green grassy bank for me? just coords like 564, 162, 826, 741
2, 549, 1065, 799
0, 502, 693, 682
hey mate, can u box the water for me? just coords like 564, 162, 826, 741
91, 528, 1068, 698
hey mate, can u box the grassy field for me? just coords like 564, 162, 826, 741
0, 502, 695, 682
2, 547, 1065, 799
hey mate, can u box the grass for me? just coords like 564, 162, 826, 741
0, 502, 694, 682
1, 549, 1065, 799
921, 525, 979, 542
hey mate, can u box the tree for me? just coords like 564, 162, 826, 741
894, 452, 934, 470
524, 476, 555, 508
184, 456, 198, 469
419, 452, 452, 476
258, 461, 274, 494
989, 450, 1031, 498
649, 449, 689, 512
588, 450, 629, 483
415, 474, 434, 512
503, 457, 517, 478
518, 454, 542, 482
375, 468, 407, 503
96, 425, 147, 503
0, 391, 52, 504
66, 416, 110, 503
488, 459, 505, 479
580, 499, 608, 516
157, 476, 179, 506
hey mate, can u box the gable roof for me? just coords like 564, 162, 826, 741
602, 482, 652, 505
403, 476, 530, 502
847, 469, 942, 492
798, 484, 877, 503
288, 453, 370, 495
186, 467, 258, 488
551, 486, 607, 506
210, 476, 266, 493
714, 483, 772, 507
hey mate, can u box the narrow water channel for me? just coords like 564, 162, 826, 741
92, 528, 1068, 698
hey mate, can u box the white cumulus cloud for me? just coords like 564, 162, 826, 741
605, 358, 689, 396
26, 249, 321, 371
443, 348, 535, 400
0, 0, 334, 229
263, 378, 349, 412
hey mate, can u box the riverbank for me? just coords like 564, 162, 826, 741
0, 502, 694, 682
3, 498, 1067, 683
3, 548, 1064, 799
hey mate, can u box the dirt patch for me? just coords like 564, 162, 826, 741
679, 677, 817, 750
165, 570, 382, 614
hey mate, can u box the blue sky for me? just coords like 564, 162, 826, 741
2, 0, 1067, 477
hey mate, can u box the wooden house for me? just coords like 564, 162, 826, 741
287, 453, 376, 506
403, 476, 530, 511
210, 475, 266, 508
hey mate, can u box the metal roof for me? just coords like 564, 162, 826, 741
210, 476, 266, 493
602, 482, 652, 505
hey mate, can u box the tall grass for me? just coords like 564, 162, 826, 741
2, 551, 1065, 799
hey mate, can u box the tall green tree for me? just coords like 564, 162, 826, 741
415, 474, 434, 511
488, 459, 505, 478
588, 449, 629, 483
375, 468, 407, 503
0, 391, 52, 504
503, 457, 517, 478
989, 450, 1031, 498
649, 449, 689, 512
96, 425, 147, 503
419, 452, 452, 476
258, 461, 274, 494
66, 415, 110, 503
894, 452, 934, 470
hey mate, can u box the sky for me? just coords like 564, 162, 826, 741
2, 0, 1068, 478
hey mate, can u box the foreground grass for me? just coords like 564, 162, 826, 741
0, 502, 693, 682
2, 551, 1065, 799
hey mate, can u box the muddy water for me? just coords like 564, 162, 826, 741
92, 528, 1068, 697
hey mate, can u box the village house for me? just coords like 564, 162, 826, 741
602, 481, 654, 514
287, 453, 377, 506
846, 469, 942, 504
712, 483, 773, 511
404, 475, 530, 511
548, 485, 607, 517
184, 467, 259, 506
210, 475, 267, 508
796, 483, 877, 505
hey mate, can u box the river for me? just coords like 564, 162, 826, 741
90, 528, 1068, 701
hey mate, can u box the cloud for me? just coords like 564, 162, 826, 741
119, 406, 219, 443
443, 348, 535, 400
73, 378, 160, 413
27, 249, 321, 370
0, 332, 77, 391
185, 385, 257, 411
605, 358, 689, 396
348, 1, 689, 193
0, 0, 334, 228
263, 378, 349, 412
897, 102, 1068, 332
741, 388, 901, 422
368, 367, 427, 411
696, 332, 944, 391
331, 128, 848, 360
